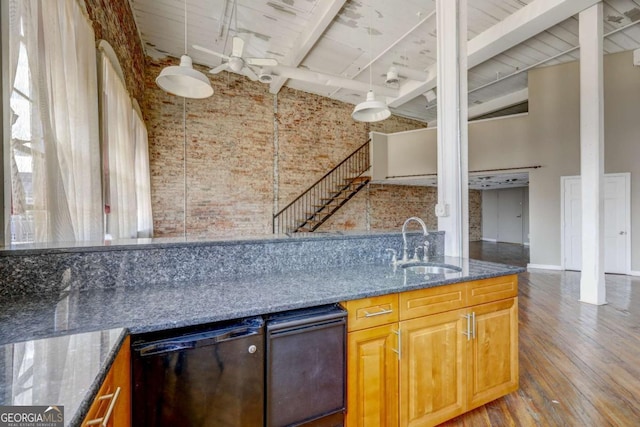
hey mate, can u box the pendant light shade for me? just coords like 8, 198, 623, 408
352, 1, 390, 123
156, 0, 213, 99
352, 90, 391, 122
156, 55, 213, 99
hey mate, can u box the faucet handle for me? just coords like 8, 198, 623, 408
385, 248, 398, 265
422, 241, 430, 262
412, 247, 420, 262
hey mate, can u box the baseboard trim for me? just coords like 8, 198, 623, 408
629, 270, 640, 277
481, 238, 497, 242
527, 264, 563, 271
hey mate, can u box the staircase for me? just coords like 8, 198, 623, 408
273, 140, 371, 234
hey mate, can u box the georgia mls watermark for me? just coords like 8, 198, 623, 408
0, 406, 64, 427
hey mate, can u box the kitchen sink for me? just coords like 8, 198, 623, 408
401, 263, 462, 275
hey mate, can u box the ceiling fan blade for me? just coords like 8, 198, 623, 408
193, 44, 229, 61
231, 37, 245, 58
241, 66, 258, 81
246, 57, 278, 67
209, 64, 229, 74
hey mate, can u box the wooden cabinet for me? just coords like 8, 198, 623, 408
346, 324, 399, 427
83, 336, 131, 427
399, 308, 466, 427
343, 294, 399, 427
343, 275, 518, 427
466, 298, 518, 411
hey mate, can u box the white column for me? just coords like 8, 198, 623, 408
579, 3, 606, 305
436, 0, 469, 258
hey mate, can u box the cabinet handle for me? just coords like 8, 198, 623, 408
461, 314, 472, 341
363, 307, 393, 317
391, 329, 401, 360
85, 387, 121, 427
471, 312, 476, 339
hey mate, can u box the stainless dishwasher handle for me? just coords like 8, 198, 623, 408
363, 307, 393, 317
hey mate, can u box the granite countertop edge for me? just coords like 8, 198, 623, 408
68, 329, 128, 427
127, 263, 524, 335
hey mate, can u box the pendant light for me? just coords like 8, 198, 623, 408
156, 0, 213, 99
352, 2, 390, 122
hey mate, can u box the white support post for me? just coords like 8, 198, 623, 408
579, 3, 606, 305
436, 0, 469, 258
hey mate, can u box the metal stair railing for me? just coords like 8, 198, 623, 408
273, 140, 371, 234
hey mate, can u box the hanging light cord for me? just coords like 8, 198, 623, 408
184, 0, 188, 54
368, 4, 373, 91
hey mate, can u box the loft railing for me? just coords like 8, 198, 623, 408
273, 140, 371, 234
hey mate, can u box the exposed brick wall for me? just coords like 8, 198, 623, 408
276, 87, 368, 208
84, 0, 145, 102
143, 56, 482, 240
469, 190, 482, 241
78, 0, 480, 241
320, 185, 482, 242
143, 57, 274, 238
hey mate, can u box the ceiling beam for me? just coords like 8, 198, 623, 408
388, 0, 600, 108
268, 0, 347, 94
468, 88, 529, 120
271, 65, 399, 97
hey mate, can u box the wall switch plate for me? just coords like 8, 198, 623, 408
435, 203, 449, 217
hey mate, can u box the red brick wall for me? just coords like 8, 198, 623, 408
142, 56, 481, 240
81, 1, 482, 241
84, 0, 145, 102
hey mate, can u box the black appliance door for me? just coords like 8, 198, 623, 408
132, 317, 264, 427
266, 304, 347, 427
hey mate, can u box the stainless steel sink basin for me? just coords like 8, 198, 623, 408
401, 263, 462, 275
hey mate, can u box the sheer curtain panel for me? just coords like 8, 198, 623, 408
8, 0, 102, 243
101, 52, 137, 239
132, 106, 153, 238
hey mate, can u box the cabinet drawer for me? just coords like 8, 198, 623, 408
466, 275, 518, 306
399, 282, 467, 320
342, 294, 399, 332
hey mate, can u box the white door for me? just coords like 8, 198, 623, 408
563, 179, 583, 271
497, 188, 524, 244
562, 174, 630, 274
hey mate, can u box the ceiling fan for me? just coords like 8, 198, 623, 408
193, 37, 277, 81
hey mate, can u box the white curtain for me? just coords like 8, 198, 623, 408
8, 0, 102, 243
101, 52, 137, 239
132, 106, 153, 238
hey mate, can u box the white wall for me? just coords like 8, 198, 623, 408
482, 190, 498, 241
374, 51, 640, 270
482, 188, 530, 244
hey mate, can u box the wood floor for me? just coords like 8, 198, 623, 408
442, 242, 640, 426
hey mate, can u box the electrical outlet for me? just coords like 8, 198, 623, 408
435, 203, 449, 217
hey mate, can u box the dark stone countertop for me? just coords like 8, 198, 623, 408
0, 256, 523, 426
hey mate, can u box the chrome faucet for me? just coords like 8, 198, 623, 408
401, 217, 429, 262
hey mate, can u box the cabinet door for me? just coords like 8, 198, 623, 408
467, 297, 518, 410
111, 336, 131, 427
346, 324, 399, 427
399, 310, 466, 427
83, 336, 130, 427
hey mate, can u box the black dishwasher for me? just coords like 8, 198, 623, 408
131, 316, 265, 427
265, 304, 347, 427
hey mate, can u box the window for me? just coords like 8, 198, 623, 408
7, 0, 102, 244
100, 42, 153, 240
5, 0, 153, 245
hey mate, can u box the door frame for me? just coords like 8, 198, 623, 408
560, 173, 631, 274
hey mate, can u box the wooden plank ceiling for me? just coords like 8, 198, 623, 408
131, 0, 640, 123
